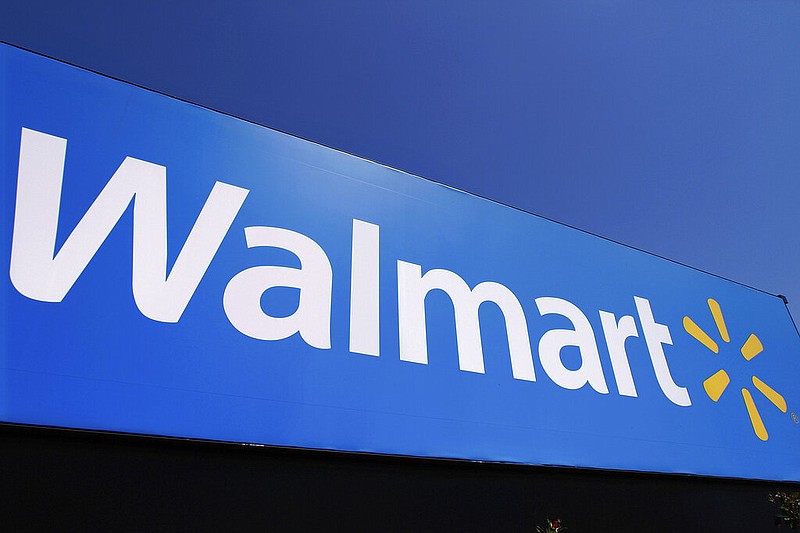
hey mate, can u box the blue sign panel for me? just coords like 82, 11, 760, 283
2, 44, 799, 481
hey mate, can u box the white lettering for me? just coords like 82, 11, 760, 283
397, 261, 535, 380
634, 296, 691, 406
349, 220, 380, 356
10, 128, 248, 323
536, 297, 609, 394
10, 129, 696, 409
599, 311, 639, 397
223, 226, 333, 349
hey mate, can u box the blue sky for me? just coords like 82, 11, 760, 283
1, 0, 799, 319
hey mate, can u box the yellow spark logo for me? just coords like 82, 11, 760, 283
683, 298, 787, 441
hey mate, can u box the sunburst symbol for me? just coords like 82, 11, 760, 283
683, 298, 787, 441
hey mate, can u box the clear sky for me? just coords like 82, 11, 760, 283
1, 0, 799, 318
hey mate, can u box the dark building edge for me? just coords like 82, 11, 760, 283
1, 423, 796, 532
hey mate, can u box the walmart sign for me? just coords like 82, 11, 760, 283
2, 44, 799, 481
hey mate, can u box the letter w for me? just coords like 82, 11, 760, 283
10, 128, 249, 322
